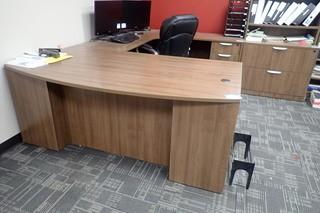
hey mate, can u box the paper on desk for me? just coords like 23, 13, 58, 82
6, 54, 48, 68
46, 53, 73, 64
246, 36, 264, 42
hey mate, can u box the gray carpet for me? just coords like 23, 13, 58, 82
0, 95, 320, 213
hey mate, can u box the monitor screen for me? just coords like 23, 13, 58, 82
94, 0, 151, 36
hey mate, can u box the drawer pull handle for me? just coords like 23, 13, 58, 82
219, 42, 233, 46
272, 47, 288, 51
267, 70, 282, 75
218, 54, 232, 58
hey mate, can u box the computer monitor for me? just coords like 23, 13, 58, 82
94, 0, 151, 36
94, 1, 123, 35
123, 1, 151, 31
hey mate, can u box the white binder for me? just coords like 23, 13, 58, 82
284, 3, 308, 25
260, 1, 273, 23
303, 2, 320, 26
270, 2, 287, 24
277, 2, 298, 25
254, 0, 266, 24
264, 2, 280, 23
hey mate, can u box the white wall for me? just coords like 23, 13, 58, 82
0, 0, 94, 143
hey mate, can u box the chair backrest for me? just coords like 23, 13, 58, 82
158, 15, 199, 57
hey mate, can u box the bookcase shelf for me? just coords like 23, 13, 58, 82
243, 0, 320, 45
248, 23, 320, 30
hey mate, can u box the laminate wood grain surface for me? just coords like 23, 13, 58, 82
210, 42, 241, 62
243, 67, 312, 97
116, 95, 172, 166
169, 101, 240, 192
242, 43, 318, 72
47, 83, 71, 149
47, 85, 172, 166
8, 30, 317, 103
5, 30, 244, 192
144, 30, 319, 49
6, 71, 59, 150
241, 43, 318, 100
5, 31, 242, 103
62, 87, 121, 154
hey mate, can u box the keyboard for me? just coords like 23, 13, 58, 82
111, 32, 139, 44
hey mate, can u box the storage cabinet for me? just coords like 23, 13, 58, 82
242, 43, 318, 100
243, 67, 311, 97
210, 42, 241, 61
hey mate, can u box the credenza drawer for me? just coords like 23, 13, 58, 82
242, 44, 317, 73
210, 42, 241, 61
243, 67, 310, 97
269, 46, 317, 73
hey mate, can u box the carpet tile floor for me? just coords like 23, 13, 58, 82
0, 95, 319, 213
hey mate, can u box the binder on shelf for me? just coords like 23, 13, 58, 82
270, 2, 288, 24
303, 2, 320, 26
292, 3, 315, 25
249, 1, 258, 22
264, 1, 280, 23
275, 3, 290, 23
277, 2, 298, 25
260, 1, 273, 23
284, 3, 308, 25
254, 0, 266, 24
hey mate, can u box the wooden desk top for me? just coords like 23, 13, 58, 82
140, 30, 320, 49
5, 30, 242, 103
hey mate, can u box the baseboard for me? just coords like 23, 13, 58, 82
0, 133, 22, 154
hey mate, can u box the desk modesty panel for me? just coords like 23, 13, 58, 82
5, 31, 242, 192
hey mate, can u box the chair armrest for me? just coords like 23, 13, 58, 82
137, 44, 159, 55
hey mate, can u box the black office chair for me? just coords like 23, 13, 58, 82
139, 15, 199, 57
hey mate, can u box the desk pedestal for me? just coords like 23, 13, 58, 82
7, 71, 239, 192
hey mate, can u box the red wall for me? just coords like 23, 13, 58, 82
150, 0, 229, 33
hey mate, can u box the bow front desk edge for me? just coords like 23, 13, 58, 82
5, 30, 242, 192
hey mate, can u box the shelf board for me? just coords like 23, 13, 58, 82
248, 23, 319, 30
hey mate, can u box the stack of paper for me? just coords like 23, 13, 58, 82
6, 55, 47, 68
246, 30, 266, 42
285, 35, 313, 43
263, 35, 285, 42
6, 52, 73, 69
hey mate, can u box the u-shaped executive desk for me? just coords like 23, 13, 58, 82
5, 30, 242, 192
